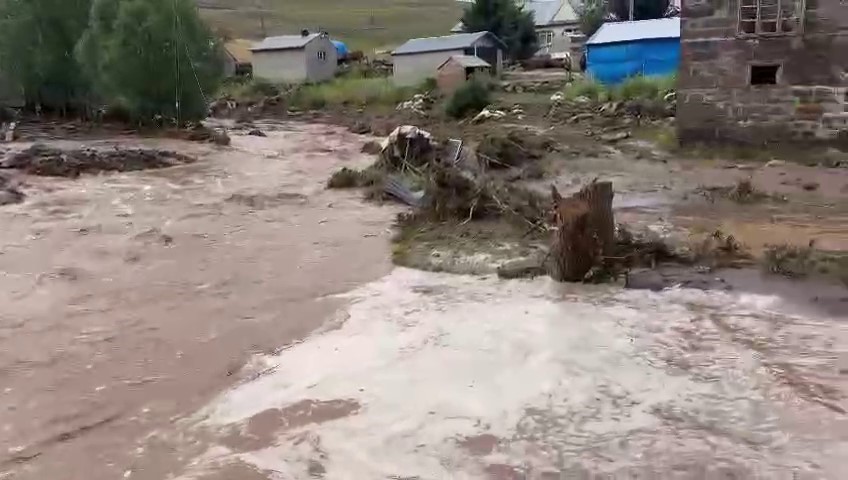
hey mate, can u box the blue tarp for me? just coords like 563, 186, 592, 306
587, 38, 680, 85
332, 40, 349, 58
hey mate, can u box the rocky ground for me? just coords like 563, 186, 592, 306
0, 88, 847, 479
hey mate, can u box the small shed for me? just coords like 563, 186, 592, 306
223, 39, 254, 77
392, 32, 505, 87
586, 17, 680, 84
436, 55, 492, 93
251, 32, 337, 83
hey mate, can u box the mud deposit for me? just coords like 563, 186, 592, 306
1, 144, 195, 177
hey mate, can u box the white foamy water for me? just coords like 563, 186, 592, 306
187, 269, 848, 479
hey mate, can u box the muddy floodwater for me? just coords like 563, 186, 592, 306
1, 122, 847, 480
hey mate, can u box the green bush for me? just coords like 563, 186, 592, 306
219, 77, 282, 103
292, 77, 410, 109
562, 78, 609, 102
445, 79, 491, 119
613, 74, 676, 101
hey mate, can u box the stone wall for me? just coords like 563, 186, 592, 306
678, 0, 848, 145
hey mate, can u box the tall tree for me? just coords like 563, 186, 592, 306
571, 0, 606, 38
461, 0, 539, 61
78, 0, 222, 124
0, 0, 92, 113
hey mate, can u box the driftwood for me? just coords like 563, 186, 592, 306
549, 180, 615, 282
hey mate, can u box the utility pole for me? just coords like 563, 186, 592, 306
255, 0, 267, 37
629, 0, 635, 20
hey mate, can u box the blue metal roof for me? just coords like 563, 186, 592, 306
393, 32, 504, 55
586, 17, 680, 46
332, 40, 349, 57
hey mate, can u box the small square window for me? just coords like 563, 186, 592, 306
317, 51, 326, 61
750, 64, 779, 85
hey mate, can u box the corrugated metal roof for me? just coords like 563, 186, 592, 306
251, 34, 322, 52
525, 0, 561, 26
450, 0, 570, 31
586, 17, 680, 46
393, 32, 502, 55
439, 55, 491, 69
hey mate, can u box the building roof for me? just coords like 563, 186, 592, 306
393, 31, 505, 55
586, 17, 680, 46
251, 33, 322, 52
438, 55, 491, 69
450, 1, 575, 31
225, 39, 254, 64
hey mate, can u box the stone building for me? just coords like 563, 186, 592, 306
678, 0, 848, 145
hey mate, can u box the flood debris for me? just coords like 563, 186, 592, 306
1, 144, 195, 178
763, 243, 848, 285
0, 171, 24, 205
475, 130, 552, 170
697, 178, 784, 204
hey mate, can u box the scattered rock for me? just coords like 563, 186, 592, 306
625, 268, 733, 292
396, 93, 435, 116
599, 131, 631, 143
349, 121, 371, 135
764, 159, 786, 168
497, 257, 546, 279
0, 172, 24, 206
471, 108, 507, 124
360, 140, 383, 155
802, 181, 820, 191
247, 129, 267, 137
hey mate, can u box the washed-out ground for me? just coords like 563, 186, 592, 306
1, 120, 847, 479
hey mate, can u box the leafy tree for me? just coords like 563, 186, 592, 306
571, 0, 606, 38
77, 0, 222, 123
461, 0, 538, 61
0, 0, 92, 113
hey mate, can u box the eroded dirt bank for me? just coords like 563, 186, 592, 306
0, 123, 398, 480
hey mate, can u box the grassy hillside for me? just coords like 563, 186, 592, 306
198, 0, 463, 52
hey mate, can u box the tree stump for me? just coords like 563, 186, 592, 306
549, 180, 615, 282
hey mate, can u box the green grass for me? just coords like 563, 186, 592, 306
291, 76, 412, 109
562, 74, 676, 103
199, 0, 462, 52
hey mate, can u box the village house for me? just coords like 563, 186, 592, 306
452, 0, 583, 56
251, 31, 337, 83
392, 32, 505, 87
678, 0, 848, 145
222, 39, 253, 77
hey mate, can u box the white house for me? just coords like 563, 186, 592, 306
392, 32, 506, 87
251, 31, 337, 83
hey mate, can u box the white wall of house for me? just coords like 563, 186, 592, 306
253, 49, 308, 83
536, 24, 582, 55
304, 37, 338, 82
253, 36, 337, 83
393, 49, 465, 87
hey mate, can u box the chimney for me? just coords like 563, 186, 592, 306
301, 29, 310, 37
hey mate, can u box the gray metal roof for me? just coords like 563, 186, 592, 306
393, 32, 504, 56
439, 55, 491, 69
251, 34, 322, 52
450, 0, 568, 31
586, 17, 680, 46
525, 0, 562, 26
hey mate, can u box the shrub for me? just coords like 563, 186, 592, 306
292, 77, 410, 109
613, 74, 676, 101
445, 79, 491, 119
562, 78, 609, 102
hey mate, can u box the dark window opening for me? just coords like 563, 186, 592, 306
750, 64, 779, 85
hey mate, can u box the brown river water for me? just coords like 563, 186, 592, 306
0, 122, 846, 480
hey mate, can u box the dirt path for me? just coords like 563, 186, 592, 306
0, 123, 397, 480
